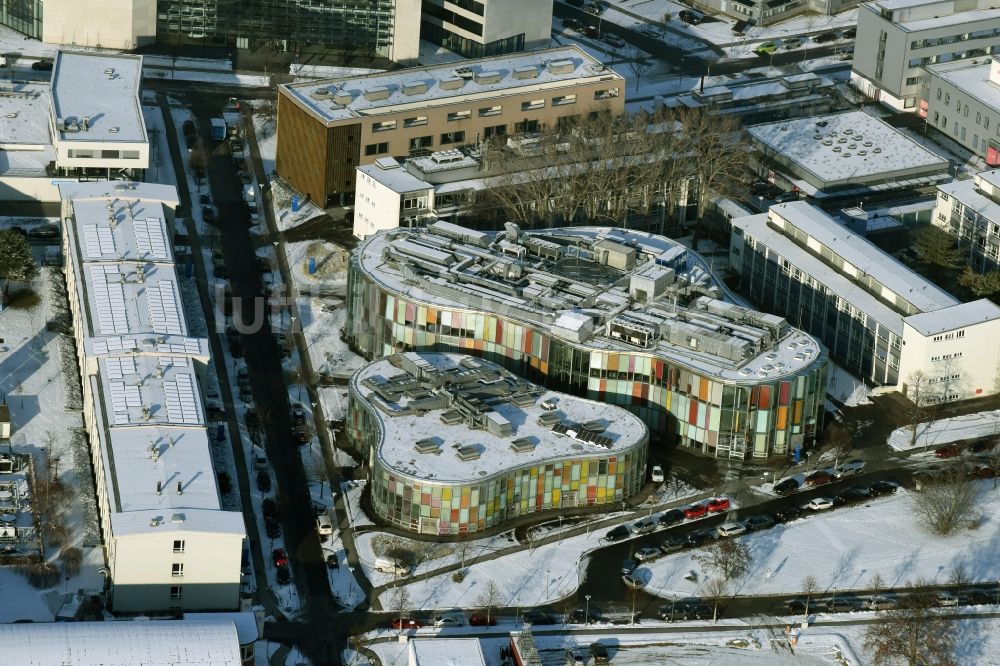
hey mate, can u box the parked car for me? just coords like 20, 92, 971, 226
433, 616, 463, 628
754, 41, 778, 55
742, 514, 774, 532
651, 465, 665, 483
622, 573, 646, 589
684, 503, 709, 519
571, 607, 601, 623
660, 599, 712, 620
684, 528, 716, 547
604, 34, 626, 49
316, 513, 334, 538
814, 30, 838, 43
868, 594, 900, 611
265, 516, 281, 538
272, 548, 289, 567
717, 522, 746, 538
661, 535, 687, 553
937, 591, 959, 607
522, 610, 555, 625
935, 444, 961, 458
261, 497, 277, 519
621, 558, 637, 575
834, 486, 872, 506
971, 439, 996, 453
833, 459, 866, 478
634, 546, 661, 562
805, 469, 833, 486
775, 506, 803, 523
749, 181, 782, 198
294, 425, 310, 445
707, 497, 731, 513
774, 478, 800, 495
605, 525, 631, 542
807, 497, 834, 511
632, 519, 657, 535
774, 191, 801, 203
275, 565, 291, 584
589, 642, 610, 665
290, 403, 307, 425
659, 508, 685, 527
201, 205, 216, 224
679, 9, 706, 24
31, 60, 53, 71
969, 463, 996, 479
785, 597, 823, 614
390, 617, 423, 629
469, 614, 497, 626
256, 470, 271, 492
779, 36, 802, 50
868, 480, 897, 497
563, 18, 582, 30
827, 595, 864, 612
216, 472, 231, 494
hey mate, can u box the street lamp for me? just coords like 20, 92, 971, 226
546, 569, 550, 599
585, 594, 592, 624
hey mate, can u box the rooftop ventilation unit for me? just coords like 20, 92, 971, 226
402, 81, 429, 95
474, 70, 502, 85
456, 445, 482, 461
586, 63, 607, 74
333, 90, 353, 105
414, 438, 442, 454
311, 87, 333, 99
363, 85, 391, 101
109, 127, 119, 134
149, 516, 163, 527
537, 411, 561, 427
453, 66, 474, 79
514, 65, 539, 80
439, 76, 465, 90
171, 512, 185, 523
430, 149, 464, 164
581, 420, 607, 432
440, 410, 464, 424
509, 392, 536, 407
547, 59, 574, 75
510, 437, 537, 453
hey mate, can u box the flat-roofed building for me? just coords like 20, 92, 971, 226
925, 57, 1000, 165
934, 168, 1000, 271
347, 222, 828, 460
731, 201, 1000, 400
275, 46, 625, 206
851, 0, 1000, 111
349, 352, 648, 535
421, 0, 552, 58
60, 181, 245, 613
747, 111, 950, 197
42, 0, 156, 50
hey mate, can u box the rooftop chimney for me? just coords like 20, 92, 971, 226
177, 481, 183, 495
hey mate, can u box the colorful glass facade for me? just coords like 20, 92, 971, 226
346, 263, 828, 459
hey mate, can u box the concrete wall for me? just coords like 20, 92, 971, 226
391, 0, 422, 65
925, 63, 998, 159
897, 315, 1000, 401
42, 0, 156, 50
481, 0, 553, 49
354, 171, 414, 238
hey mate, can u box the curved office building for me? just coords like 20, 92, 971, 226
347, 352, 649, 535
346, 222, 828, 459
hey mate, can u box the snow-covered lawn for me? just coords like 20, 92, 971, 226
826, 361, 871, 407
888, 410, 1000, 452
644, 484, 1000, 601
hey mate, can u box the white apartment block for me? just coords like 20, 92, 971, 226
60, 181, 245, 613
925, 56, 1000, 164
934, 168, 1000, 271
851, 0, 1000, 111
421, 0, 553, 58
42, 0, 157, 50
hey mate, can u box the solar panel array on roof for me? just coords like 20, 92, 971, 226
104, 356, 136, 381
134, 216, 169, 260
148, 281, 184, 334
551, 421, 613, 448
89, 265, 129, 334
164, 373, 203, 424
109, 380, 142, 423
82, 224, 116, 259
91, 336, 139, 355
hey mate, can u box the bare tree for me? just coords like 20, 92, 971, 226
703, 577, 728, 622
870, 572, 885, 597
802, 575, 819, 623
388, 585, 410, 629
948, 562, 970, 587
863, 581, 957, 666
476, 579, 504, 623
903, 371, 936, 448
456, 540, 473, 570
911, 465, 978, 535
694, 538, 752, 582
624, 46, 651, 91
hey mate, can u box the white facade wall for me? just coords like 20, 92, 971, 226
42, 0, 156, 50
851, 0, 1000, 111
391, 0, 422, 65
481, 0, 553, 50
55, 138, 150, 171
354, 168, 433, 239
898, 314, 1000, 401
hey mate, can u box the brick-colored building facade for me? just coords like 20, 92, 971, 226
275, 45, 625, 205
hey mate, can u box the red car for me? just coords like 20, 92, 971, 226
469, 614, 497, 626
272, 548, 289, 567
935, 444, 961, 459
707, 497, 730, 513
390, 617, 424, 629
805, 470, 832, 486
684, 503, 708, 519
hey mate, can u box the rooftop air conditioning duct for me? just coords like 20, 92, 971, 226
363, 86, 390, 101
513, 65, 539, 80
439, 76, 464, 90
333, 90, 353, 105
474, 71, 502, 85
547, 59, 574, 75
402, 81, 428, 95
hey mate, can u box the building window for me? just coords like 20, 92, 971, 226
933, 111, 939, 123
936, 89, 942, 100
904, 97, 915, 109
409, 135, 433, 151
905, 76, 919, 86
364, 142, 389, 156
170, 586, 182, 600
977, 112, 982, 125
173, 540, 185, 553
945, 93, 950, 104
957, 329, 965, 338
514, 119, 539, 133
440, 131, 465, 144
594, 88, 620, 100
403, 116, 428, 128
520, 99, 545, 111
100, 149, 120, 159
171, 563, 184, 577
552, 94, 577, 106
447, 110, 471, 121
484, 124, 506, 139
478, 106, 502, 117
68, 149, 93, 159
402, 196, 427, 210
372, 120, 396, 132
987, 117, 991, 129
122, 150, 140, 159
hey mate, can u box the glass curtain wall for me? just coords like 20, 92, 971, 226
0, 0, 42, 40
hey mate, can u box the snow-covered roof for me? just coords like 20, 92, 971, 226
183, 612, 260, 645
0, 82, 51, 146
769, 202, 958, 313
282, 45, 623, 123
927, 58, 1000, 110
903, 299, 1000, 336
352, 353, 648, 484
409, 638, 487, 666
354, 225, 826, 382
357, 158, 434, 195
0, 619, 241, 665
78, 262, 186, 337
51, 50, 146, 144
937, 174, 1000, 226
747, 112, 949, 188
58, 181, 179, 207
69, 197, 174, 263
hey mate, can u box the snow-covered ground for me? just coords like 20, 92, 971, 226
826, 362, 872, 407
888, 410, 1000, 452
643, 483, 1000, 601
249, 104, 277, 177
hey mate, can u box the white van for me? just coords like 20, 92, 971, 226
315, 513, 333, 537
374, 556, 409, 577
